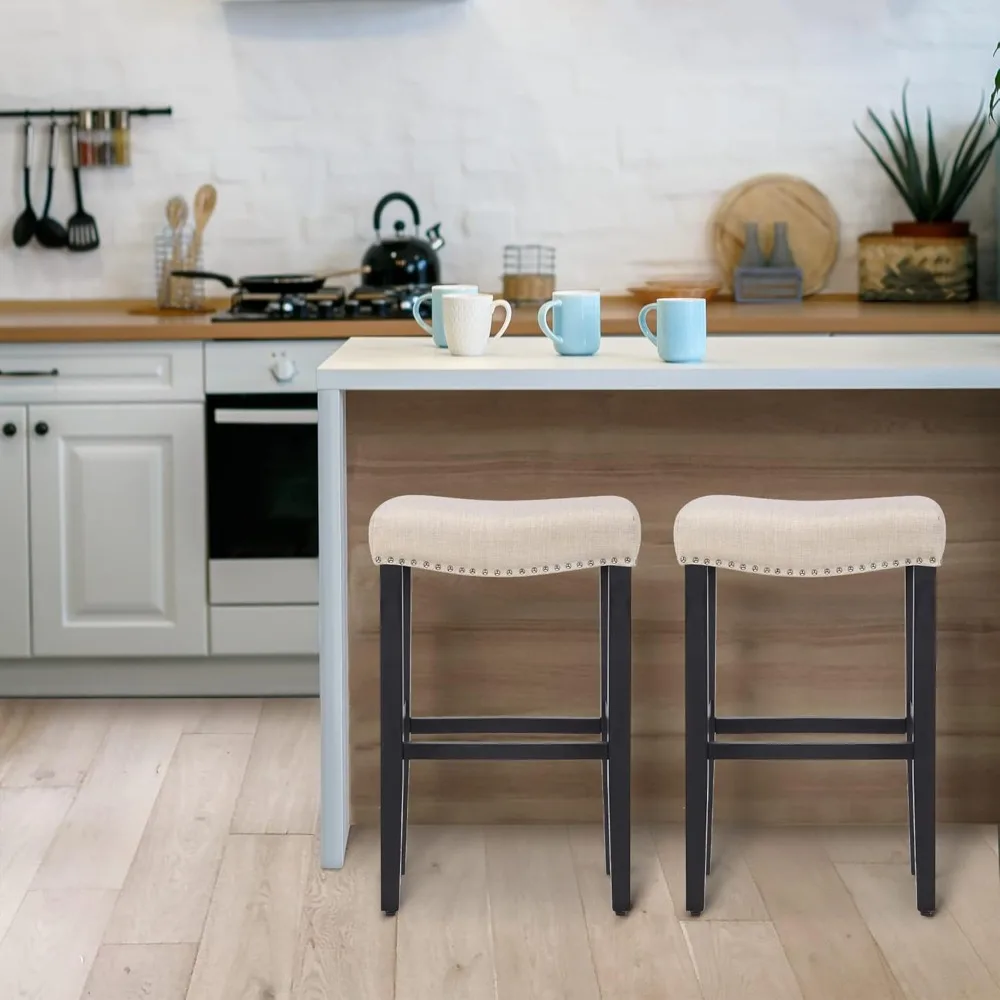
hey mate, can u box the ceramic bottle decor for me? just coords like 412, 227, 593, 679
768, 221, 797, 268
737, 222, 766, 268
732, 219, 805, 303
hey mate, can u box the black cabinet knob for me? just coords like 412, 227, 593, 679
34, 421, 49, 437
2, 422, 16, 437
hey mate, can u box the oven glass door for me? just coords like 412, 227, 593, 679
206, 394, 319, 563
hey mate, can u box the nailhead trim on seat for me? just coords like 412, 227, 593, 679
677, 555, 936, 576
373, 555, 634, 574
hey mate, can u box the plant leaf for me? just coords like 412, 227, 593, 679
934, 97, 992, 219
865, 108, 909, 177
860, 106, 925, 216
854, 123, 921, 216
925, 108, 941, 214
937, 134, 998, 220
948, 96, 986, 180
898, 85, 929, 217
889, 111, 927, 216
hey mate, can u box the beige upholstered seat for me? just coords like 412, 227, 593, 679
369, 495, 641, 577
673, 495, 945, 578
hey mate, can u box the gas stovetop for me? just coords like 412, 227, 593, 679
210, 284, 431, 322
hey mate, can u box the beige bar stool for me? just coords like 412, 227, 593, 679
673, 495, 946, 917
369, 494, 641, 916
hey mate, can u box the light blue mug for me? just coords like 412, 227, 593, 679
537, 290, 601, 356
638, 297, 707, 363
413, 284, 479, 348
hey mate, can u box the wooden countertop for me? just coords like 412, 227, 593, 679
0, 298, 999, 342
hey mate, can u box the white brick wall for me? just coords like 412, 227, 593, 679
0, 0, 996, 299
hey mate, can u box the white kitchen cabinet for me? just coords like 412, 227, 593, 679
0, 406, 31, 657
28, 402, 208, 657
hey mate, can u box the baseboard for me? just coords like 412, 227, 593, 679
0, 655, 319, 697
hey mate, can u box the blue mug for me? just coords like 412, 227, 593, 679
537, 290, 601, 356
638, 297, 707, 363
413, 284, 479, 348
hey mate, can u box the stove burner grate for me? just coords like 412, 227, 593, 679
210, 284, 431, 322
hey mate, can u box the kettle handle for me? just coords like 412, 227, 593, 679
373, 192, 421, 235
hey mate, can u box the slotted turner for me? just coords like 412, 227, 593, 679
66, 122, 99, 252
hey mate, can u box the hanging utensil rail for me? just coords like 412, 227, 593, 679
0, 107, 171, 119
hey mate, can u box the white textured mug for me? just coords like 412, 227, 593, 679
441, 293, 512, 356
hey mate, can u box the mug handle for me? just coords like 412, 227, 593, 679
537, 299, 562, 346
638, 303, 658, 345
491, 299, 513, 340
412, 292, 433, 336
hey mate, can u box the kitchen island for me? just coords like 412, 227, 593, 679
316, 332, 1000, 868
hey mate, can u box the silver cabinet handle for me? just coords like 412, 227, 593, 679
214, 408, 318, 425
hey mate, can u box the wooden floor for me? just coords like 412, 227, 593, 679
3, 698, 1000, 1000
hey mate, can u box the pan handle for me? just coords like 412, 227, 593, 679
316, 266, 369, 280
171, 270, 237, 288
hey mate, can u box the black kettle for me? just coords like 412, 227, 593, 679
361, 192, 444, 288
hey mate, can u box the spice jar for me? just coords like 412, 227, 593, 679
111, 109, 131, 166
76, 110, 95, 167
94, 110, 114, 166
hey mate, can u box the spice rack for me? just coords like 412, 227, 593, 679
0, 106, 171, 168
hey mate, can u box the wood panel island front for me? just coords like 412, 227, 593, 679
316, 332, 1000, 869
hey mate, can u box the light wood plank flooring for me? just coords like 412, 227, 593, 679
2, 697, 1000, 1000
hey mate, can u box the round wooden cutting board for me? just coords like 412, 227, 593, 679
711, 174, 840, 296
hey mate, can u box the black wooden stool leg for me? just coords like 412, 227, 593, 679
905, 566, 915, 877
706, 567, 717, 877
380, 565, 406, 916
685, 565, 711, 917
401, 567, 412, 877
911, 565, 936, 917
600, 567, 611, 876
607, 566, 632, 915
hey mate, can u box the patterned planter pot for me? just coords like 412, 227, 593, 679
858, 231, 977, 302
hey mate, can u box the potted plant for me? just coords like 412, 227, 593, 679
854, 85, 997, 301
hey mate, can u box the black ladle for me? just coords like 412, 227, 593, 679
12, 120, 36, 248
36, 121, 67, 249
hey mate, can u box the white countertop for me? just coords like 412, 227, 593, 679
316, 334, 1000, 391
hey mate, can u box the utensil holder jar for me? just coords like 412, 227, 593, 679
155, 226, 204, 310
502, 244, 556, 305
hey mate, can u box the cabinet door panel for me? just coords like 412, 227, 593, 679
0, 406, 30, 657
29, 403, 207, 657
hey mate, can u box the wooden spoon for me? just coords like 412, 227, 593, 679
162, 196, 188, 306
186, 184, 217, 271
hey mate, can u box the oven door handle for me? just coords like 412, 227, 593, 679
213, 408, 318, 425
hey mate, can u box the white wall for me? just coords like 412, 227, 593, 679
0, 0, 996, 300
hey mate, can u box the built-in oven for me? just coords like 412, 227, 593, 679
203, 339, 345, 656
206, 393, 319, 604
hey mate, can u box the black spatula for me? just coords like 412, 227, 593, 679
66, 122, 99, 252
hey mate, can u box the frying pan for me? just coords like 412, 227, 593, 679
171, 267, 364, 295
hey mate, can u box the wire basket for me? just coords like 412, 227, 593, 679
502, 244, 556, 305
154, 225, 205, 310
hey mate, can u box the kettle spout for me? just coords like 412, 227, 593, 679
425, 223, 445, 252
